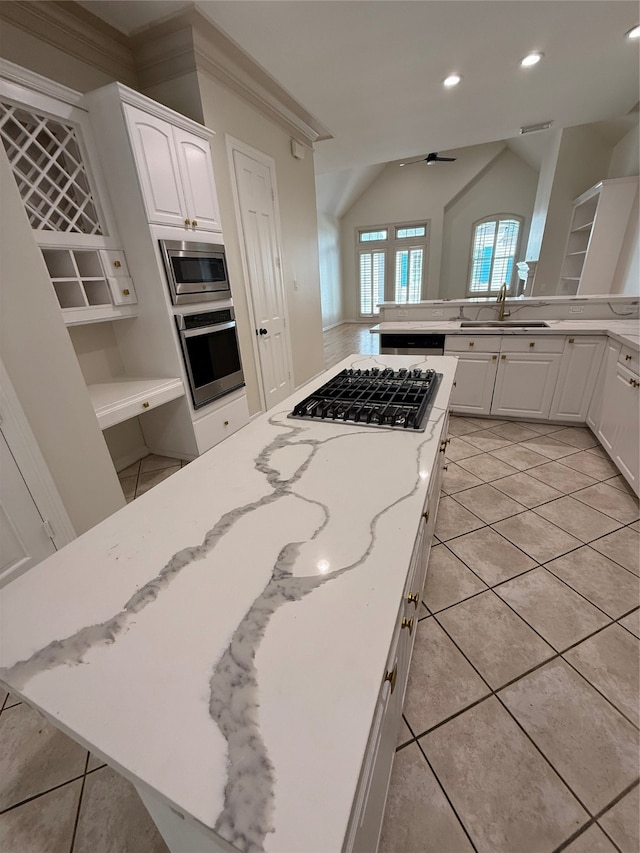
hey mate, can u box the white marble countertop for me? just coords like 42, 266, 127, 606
0, 354, 456, 853
370, 319, 640, 351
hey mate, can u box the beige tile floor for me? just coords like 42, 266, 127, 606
1, 324, 638, 852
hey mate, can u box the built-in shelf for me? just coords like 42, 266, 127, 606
87, 377, 185, 429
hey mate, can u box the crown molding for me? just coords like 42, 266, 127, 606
132, 8, 333, 148
0, 58, 85, 108
0, 1, 137, 87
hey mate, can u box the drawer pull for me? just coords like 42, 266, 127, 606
422, 509, 430, 522
407, 592, 419, 608
113, 260, 122, 268
443, 464, 448, 471
501, 354, 507, 360
529, 342, 535, 348
191, 220, 198, 227
402, 616, 414, 635
568, 338, 574, 344
184, 218, 190, 226
468, 341, 474, 347
224, 420, 229, 426
492, 355, 497, 361
384, 664, 398, 694
122, 288, 130, 296
142, 401, 150, 409
626, 354, 632, 361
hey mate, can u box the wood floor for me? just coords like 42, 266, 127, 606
323, 322, 379, 368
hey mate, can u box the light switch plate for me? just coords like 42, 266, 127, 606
569, 306, 584, 313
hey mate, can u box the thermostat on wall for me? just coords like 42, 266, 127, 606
290, 139, 305, 160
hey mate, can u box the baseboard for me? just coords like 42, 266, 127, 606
113, 444, 149, 473
322, 320, 344, 331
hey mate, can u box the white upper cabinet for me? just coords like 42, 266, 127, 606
124, 104, 222, 233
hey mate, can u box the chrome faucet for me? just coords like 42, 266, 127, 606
496, 283, 510, 321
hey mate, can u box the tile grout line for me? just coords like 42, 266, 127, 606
68, 752, 90, 853
0, 772, 86, 816
551, 778, 640, 853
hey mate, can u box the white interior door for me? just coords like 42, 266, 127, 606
0, 430, 56, 586
230, 144, 293, 409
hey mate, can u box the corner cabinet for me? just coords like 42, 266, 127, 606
549, 335, 606, 421
596, 344, 639, 494
444, 337, 500, 415
560, 177, 639, 296
123, 103, 222, 234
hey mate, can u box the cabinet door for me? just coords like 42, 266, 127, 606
599, 363, 639, 492
173, 128, 222, 232
549, 336, 605, 422
492, 353, 561, 419
587, 339, 621, 432
449, 353, 498, 415
124, 104, 187, 227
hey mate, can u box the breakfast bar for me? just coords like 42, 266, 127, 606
0, 354, 456, 853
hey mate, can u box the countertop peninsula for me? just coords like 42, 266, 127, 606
0, 354, 456, 853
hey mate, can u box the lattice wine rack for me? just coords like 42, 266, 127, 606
0, 101, 102, 234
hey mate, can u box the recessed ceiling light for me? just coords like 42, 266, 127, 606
443, 74, 462, 88
626, 25, 640, 39
521, 52, 544, 67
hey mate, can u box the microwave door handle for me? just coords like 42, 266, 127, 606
182, 321, 237, 338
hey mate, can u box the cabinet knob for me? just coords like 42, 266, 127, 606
492, 355, 497, 360
501, 354, 507, 360
407, 592, 419, 608
529, 342, 535, 348
468, 341, 474, 347
113, 260, 122, 268
443, 464, 448, 471
122, 289, 130, 296
422, 509, 430, 522
626, 354, 632, 361
401, 616, 414, 635
184, 219, 190, 226
142, 401, 150, 409
223, 420, 229, 426
191, 220, 198, 227
384, 664, 398, 694
452, 380, 457, 387
568, 338, 574, 344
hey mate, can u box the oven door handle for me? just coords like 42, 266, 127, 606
181, 321, 236, 338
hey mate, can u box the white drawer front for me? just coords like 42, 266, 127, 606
499, 336, 565, 354
99, 250, 130, 278
107, 276, 137, 305
619, 345, 639, 376
193, 393, 250, 454
445, 335, 501, 353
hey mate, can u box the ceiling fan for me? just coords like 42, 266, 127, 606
400, 152, 457, 166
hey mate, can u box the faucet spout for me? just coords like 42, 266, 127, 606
496, 283, 510, 321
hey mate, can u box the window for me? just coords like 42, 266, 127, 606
357, 222, 428, 316
468, 215, 522, 296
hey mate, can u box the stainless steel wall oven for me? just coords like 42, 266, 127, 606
176, 308, 244, 409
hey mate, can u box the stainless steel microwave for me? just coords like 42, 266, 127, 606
159, 240, 231, 305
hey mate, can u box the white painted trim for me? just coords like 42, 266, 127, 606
0, 58, 84, 108
225, 134, 296, 412
0, 360, 76, 548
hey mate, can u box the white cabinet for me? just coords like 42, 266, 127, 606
445, 337, 499, 415
192, 392, 250, 455
597, 351, 639, 494
491, 337, 564, 419
586, 339, 621, 433
549, 336, 606, 422
560, 177, 638, 296
345, 418, 447, 853
124, 104, 222, 233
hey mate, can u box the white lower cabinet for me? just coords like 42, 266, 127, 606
586, 339, 621, 433
192, 392, 250, 455
549, 336, 606, 422
598, 360, 639, 493
345, 420, 446, 852
491, 341, 563, 419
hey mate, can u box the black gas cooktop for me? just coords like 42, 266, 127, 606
289, 367, 442, 431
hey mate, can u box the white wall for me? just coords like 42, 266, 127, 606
532, 124, 614, 295
525, 129, 562, 262
340, 142, 508, 318
0, 150, 126, 534
608, 122, 640, 180
440, 148, 538, 298
317, 212, 343, 328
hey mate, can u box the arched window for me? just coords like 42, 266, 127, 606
468, 215, 522, 296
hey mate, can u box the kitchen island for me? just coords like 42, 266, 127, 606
0, 354, 456, 853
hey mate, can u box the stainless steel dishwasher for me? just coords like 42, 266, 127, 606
380, 333, 445, 355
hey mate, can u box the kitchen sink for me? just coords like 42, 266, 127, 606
460, 321, 550, 328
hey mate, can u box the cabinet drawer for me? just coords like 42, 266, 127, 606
107, 276, 137, 305
445, 335, 501, 353
193, 393, 249, 454
99, 250, 130, 277
500, 336, 565, 354
618, 344, 639, 376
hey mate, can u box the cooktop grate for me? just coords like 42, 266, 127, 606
289, 367, 442, 430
